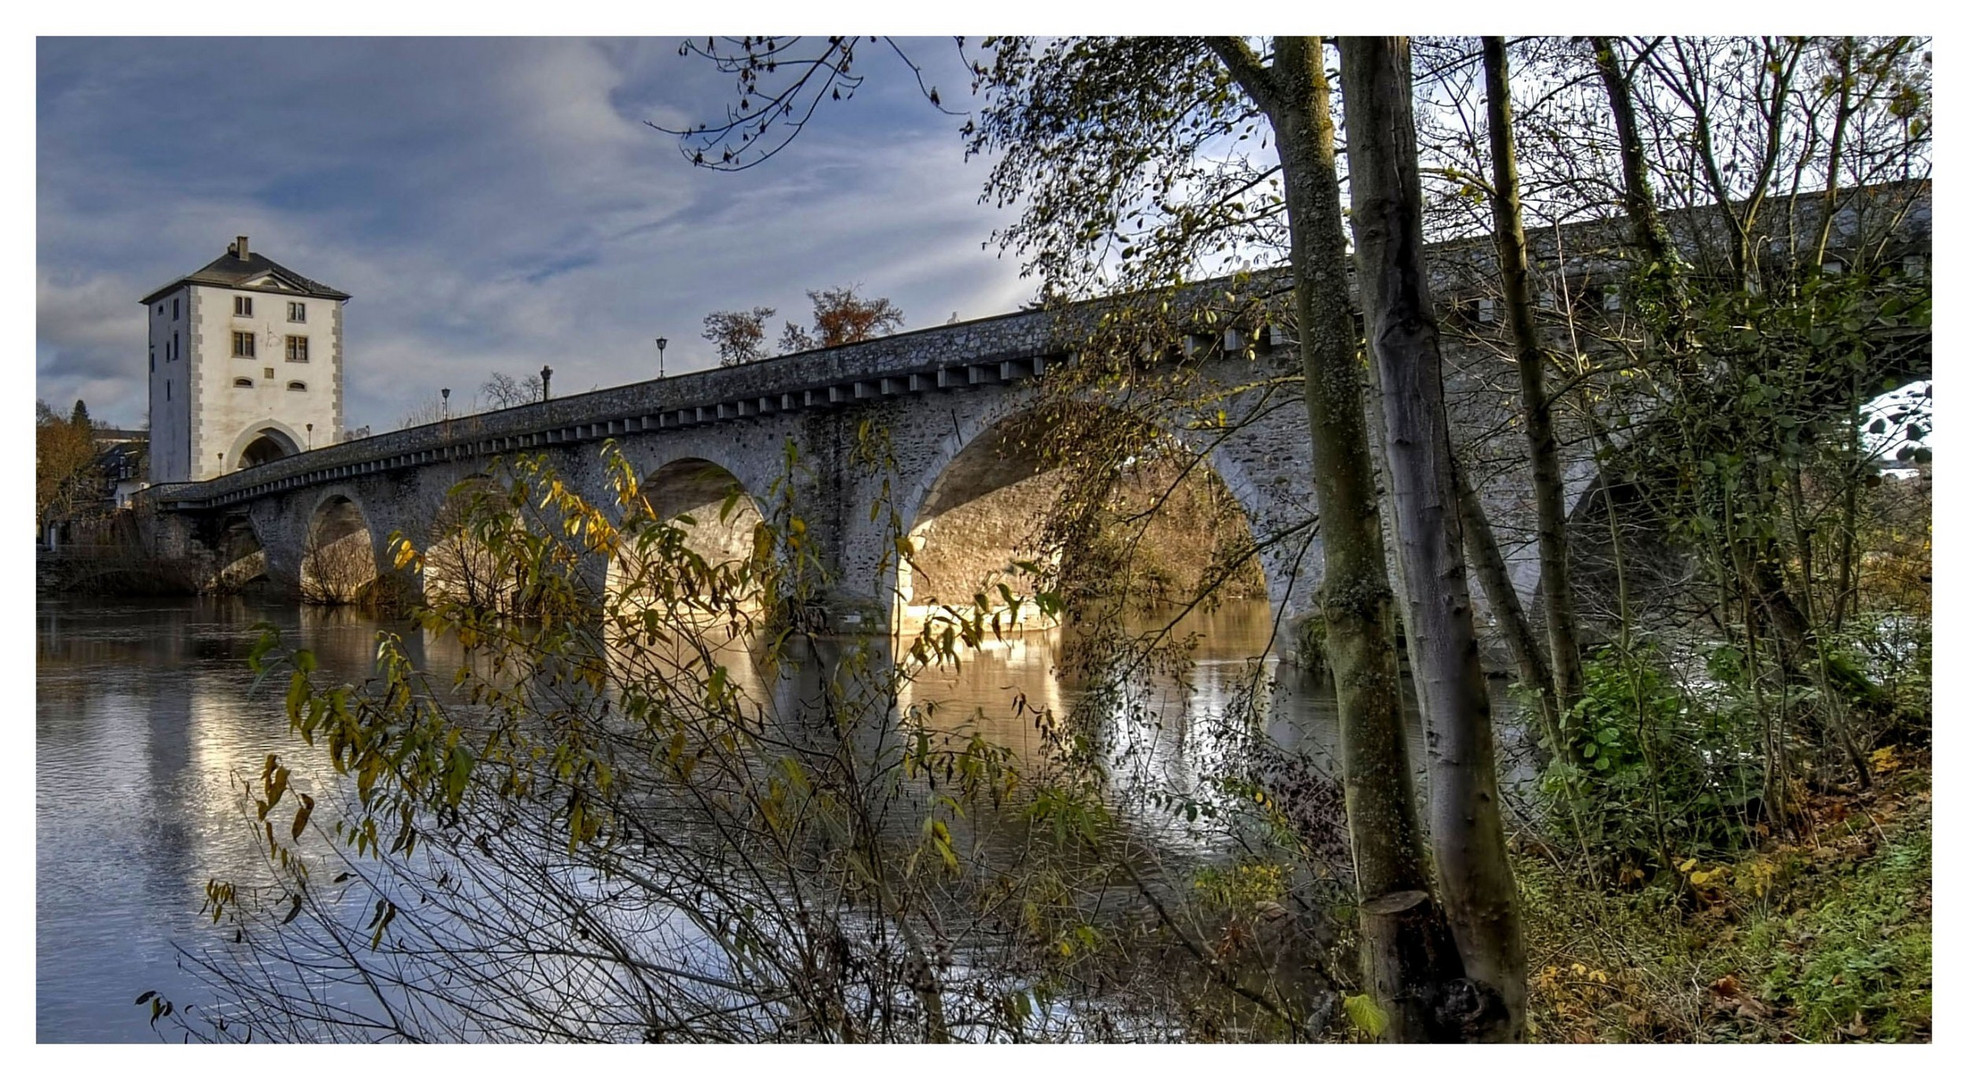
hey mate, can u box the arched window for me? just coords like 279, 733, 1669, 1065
286, 380, 307, 392
233, 377, 254, 388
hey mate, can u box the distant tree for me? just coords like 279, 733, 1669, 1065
37, 399, 100, 530
342, 426, 372, 442
69, 399, 92, 431
777, 322, 815, 354
702, 306, 777, 366
779, 286, 904, 353
481, 371, 545, 410
396, 397, 449, 431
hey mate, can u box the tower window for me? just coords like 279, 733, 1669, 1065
166, 381, 171, 401
287, 381, 307, 392
263, 367, 275, 380
233, 331, 255, 358
288, 302, 306, 322
172, 298, 179, 320
286, 335, 309, 362
233, 377, 254, 388
234, 296, 253, 317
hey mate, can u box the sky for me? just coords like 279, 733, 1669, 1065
36, 36, 1035, 432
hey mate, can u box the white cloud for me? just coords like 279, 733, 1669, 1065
37, 38, 1033, 431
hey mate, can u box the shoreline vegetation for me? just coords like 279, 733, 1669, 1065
1522, 749, 1931, 1042
110, 428, 1927, 1043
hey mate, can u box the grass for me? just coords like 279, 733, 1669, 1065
1519, 753, 1932, 1043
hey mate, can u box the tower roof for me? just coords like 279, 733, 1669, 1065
139, 237, 350, 305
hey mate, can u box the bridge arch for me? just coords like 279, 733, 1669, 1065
225, 419, 308, 473
420, 475, 535, 615
210, 511, 270, 591
604, 456, 772, 623
890, 395, 1282, 637
300, 491, 381, 605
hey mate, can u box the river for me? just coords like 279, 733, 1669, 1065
36, 591, 1515, 1042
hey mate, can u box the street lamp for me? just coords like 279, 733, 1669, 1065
656, 337, 668, 378
306, 422, 313, 450
441, 387, 450, 418
540, 365, 553, 402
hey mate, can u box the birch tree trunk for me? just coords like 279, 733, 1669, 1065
1338, 35, 1526, 1042
1482, 36, 1583, 732
1205, 34, 1461, 1042
1454, 458, 1561, 757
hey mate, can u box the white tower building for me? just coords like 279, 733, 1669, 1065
143, 235, 350, 483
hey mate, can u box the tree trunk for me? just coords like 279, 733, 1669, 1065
1206, 34, 1460, 1043
1482, 36, 1584, 726
1593, 36, 1851, 727
1591, 37, 1679, 275
1454, 458, 1561, 759
1811, 38, 1856, 267
1338, 35, 1525, 1043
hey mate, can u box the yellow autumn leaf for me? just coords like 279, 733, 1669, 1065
1343, 993, 1388, 1039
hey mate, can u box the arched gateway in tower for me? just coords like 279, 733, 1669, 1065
142, 235, 350, 483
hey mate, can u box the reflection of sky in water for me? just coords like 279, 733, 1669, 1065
39, 593, 1497, 1041
37, 595, 371, 1041
891, 604, 1335, 857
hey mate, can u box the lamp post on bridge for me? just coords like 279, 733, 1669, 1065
657, 337, 668, 378
540, 365, 553, 402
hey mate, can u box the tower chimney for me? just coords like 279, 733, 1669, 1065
234, 235, 249, 261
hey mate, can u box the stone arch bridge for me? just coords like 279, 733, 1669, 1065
139, 287, 1585, 653
134, 185, 1930, 662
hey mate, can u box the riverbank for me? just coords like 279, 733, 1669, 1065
1520, 749, 1932, 1043
36, 544, 207, 597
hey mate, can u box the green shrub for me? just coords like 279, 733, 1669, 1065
1539, 646, 1764, 871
